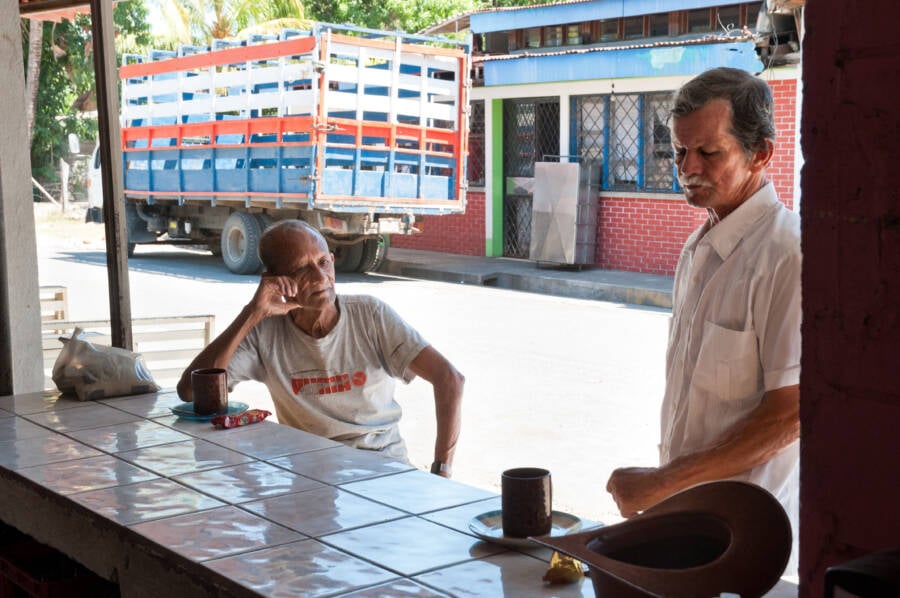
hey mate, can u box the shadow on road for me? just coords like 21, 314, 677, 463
48, 248, 406, 286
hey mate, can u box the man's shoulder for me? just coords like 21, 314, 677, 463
338, 294, 385, 310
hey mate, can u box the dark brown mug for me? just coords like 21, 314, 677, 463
501, 467, 552, 538
191, 368, 228, 415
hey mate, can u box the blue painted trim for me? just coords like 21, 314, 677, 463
484, 42, 763, 86
602, 96, 611, 188
471, 0, 723, 33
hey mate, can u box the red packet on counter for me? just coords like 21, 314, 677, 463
211, 409, 271, 429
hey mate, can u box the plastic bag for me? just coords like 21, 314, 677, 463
51, 327, 160, 401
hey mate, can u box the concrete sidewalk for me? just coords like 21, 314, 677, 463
380, 247, 675, 309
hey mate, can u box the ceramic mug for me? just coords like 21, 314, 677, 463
191, 368, 228, 415
501, 467, 552, 538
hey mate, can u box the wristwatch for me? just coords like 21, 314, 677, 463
430, 461, 452, 476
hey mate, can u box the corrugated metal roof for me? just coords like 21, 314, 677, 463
474, 31, 756, 63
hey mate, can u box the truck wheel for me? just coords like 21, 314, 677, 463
221, 212, 263, 274
331, 241, 364, 273
357, 236, 388, 273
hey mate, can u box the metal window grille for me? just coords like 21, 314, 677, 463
643, 92, 677, 192
467, 101, 485, 187
573, 91, 678, 193
502, 98, 560, 258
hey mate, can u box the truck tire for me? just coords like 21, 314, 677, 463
357, 236, 388, 273
332, 241, 364, 273
221, 212, 263, 274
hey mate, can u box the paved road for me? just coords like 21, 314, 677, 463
38, 232, 671, 525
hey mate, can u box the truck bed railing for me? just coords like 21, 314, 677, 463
119, 23, 469, 213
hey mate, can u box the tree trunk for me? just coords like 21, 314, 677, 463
24, 18, 43, 151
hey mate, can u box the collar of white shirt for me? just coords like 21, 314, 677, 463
701, 181, 779, 262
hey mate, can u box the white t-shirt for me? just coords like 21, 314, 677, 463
227, 294, 428, 461
661, 182, 801, 507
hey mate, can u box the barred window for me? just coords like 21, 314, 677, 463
572, 92, 678, 193
467, 100, 485, 187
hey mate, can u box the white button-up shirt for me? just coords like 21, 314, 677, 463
660, 182, 801, 507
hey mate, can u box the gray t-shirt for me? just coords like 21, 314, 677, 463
227, 294, 428, 460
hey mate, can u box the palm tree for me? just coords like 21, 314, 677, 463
154, 0, 308, 47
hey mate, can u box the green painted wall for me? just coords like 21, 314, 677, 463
487, 99, 504, 257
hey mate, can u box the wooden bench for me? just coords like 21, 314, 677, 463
42, 315, 215, 390
39, 286, 68, 322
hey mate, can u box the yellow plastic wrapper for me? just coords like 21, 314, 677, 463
542, 550, 584, 584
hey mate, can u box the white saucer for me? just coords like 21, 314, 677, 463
468, 509, 584, 548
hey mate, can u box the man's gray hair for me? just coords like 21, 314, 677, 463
670, 67, 775, 157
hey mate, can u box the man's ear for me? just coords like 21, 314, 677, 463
750, 138, 775, 172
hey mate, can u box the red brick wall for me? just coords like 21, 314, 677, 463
390, 190, 485, 255
769, 77, 797, 210
596, 197, 707, 274
391, 77, 798, 275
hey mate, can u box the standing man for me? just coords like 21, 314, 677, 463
606, 68, 801, 537
177, 220, 463, 477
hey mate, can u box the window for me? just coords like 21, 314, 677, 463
599, 19, 619, 42
467, 101, 485, 187
566, 24, 582, 45
572, 92, 678, 193
745, 2, 762, 29
649, 13, 669, 37
624, 16, 644, 39
544, 25, 563, 47
716, 5, 741, 31
525, 28, 541, 48
688, 9, 712, 33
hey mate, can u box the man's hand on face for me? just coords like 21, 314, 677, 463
250, 273, 304, 317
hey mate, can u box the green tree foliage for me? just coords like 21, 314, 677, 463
305, 0, 480, 34
24, 3, 151, 181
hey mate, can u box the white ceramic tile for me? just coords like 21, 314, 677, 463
203, 420, 341, 460
242, 486, 405, 537
71, 478, 225, 525
99, 390, 185, 418
323, 516, 504, 576
17, 454, 158, 494
67, 420, 194, 453
420, 496, 502, 536
414, 551, 596, 597
151, 414, 224, 438
0, 435, 102, 469
268, 445, 414, 485
115, 439, 254, 476
130, 505, 303, 561
0, 416, 55, 443
206, 539, 397, 598
0, 391, 89, 415
341, 469, 495, 514
23, 402, 142, 432
173, 461, 323, 504
335, 579, 452, 597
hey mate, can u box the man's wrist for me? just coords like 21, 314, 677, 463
430, 460, 452, 476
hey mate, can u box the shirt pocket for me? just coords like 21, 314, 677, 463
691, 321, 761, 402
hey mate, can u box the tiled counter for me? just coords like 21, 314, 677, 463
0, 390, 596, 597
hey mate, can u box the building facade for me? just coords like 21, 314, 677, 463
394, 0, 802, 276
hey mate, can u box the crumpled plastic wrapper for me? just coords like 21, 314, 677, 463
51, 327, 160, 401
543, 550, 585, 584
211, 409, 272, 429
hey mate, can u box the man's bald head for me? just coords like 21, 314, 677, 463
258, 220, 328, 272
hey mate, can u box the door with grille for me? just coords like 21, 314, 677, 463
502, 98, 560, 258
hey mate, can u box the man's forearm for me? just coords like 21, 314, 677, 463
176, 304, 266, 400
433, 375, 463, 465
608, 385, 799, 516
661, 384, 800, 490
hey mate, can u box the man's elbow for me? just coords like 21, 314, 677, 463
438, 365, 465, 400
